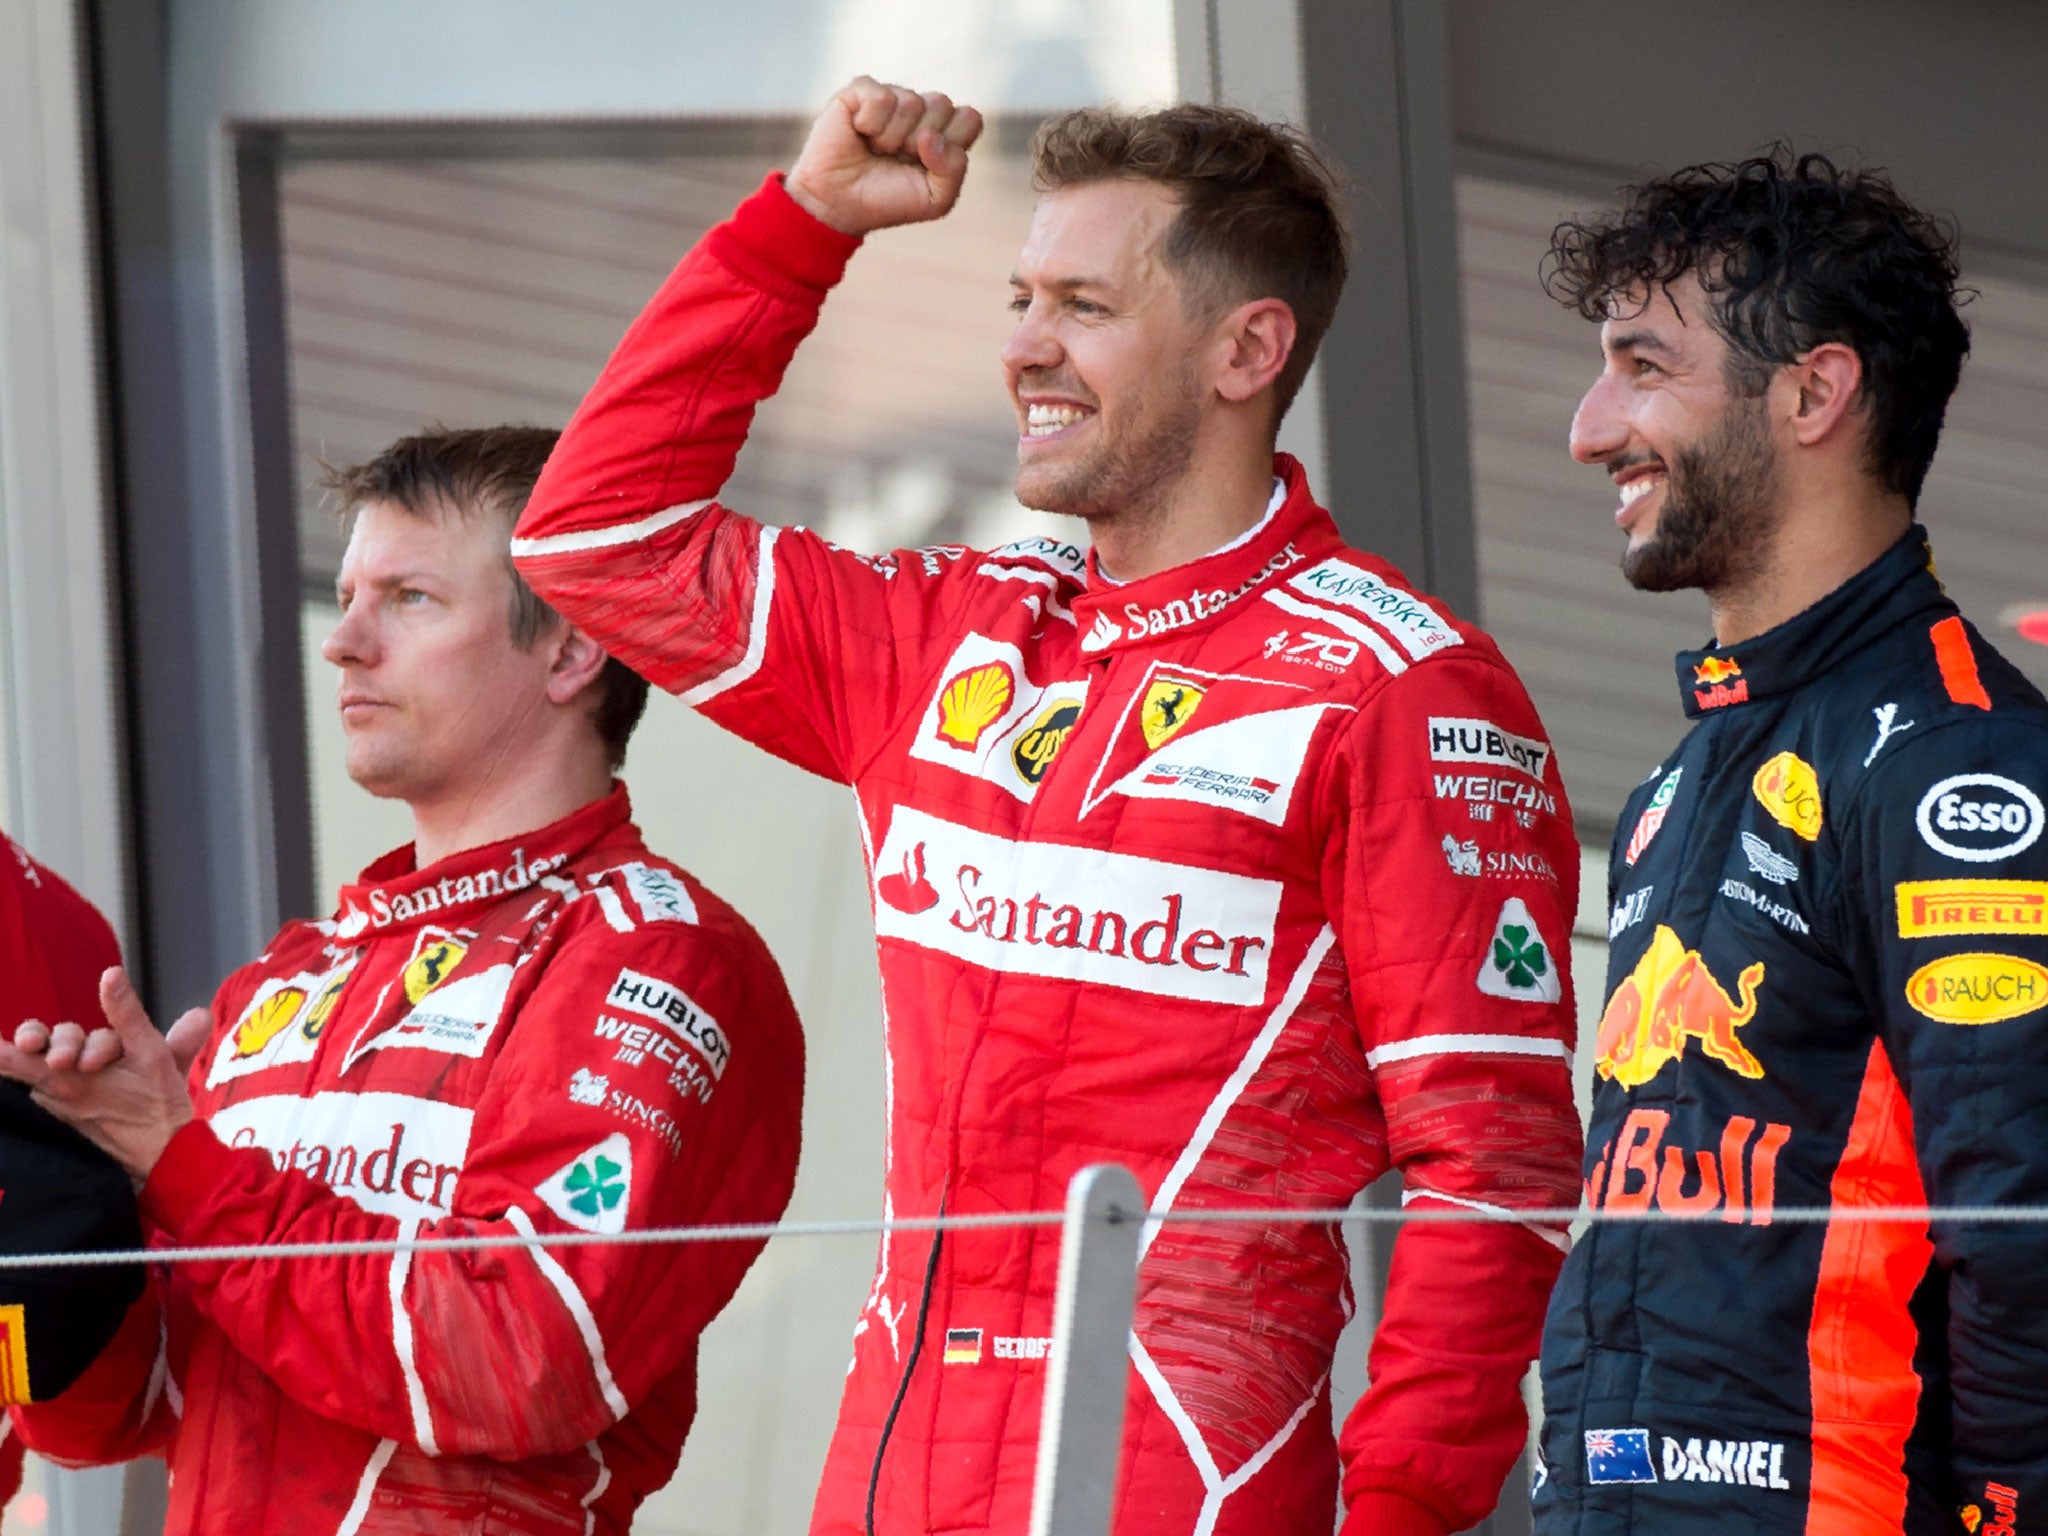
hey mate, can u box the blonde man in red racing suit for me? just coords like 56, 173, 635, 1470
511, 82, 1583, 1536
1, 427, 805, 1535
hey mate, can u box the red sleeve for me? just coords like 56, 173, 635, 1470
136, 917, 803, 1459
1, 836, 121, 1031
3, 838, 156, 1450
512, 174, 977, 784
10, 1284, 173, 1465
1321, 654, 1583, 1535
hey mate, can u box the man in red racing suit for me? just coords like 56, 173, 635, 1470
513, 83, 1583, 1536
3, 429, 804, 1535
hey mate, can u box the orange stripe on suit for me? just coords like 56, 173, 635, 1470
1931, 616, 1992, 710
1805, 1042, 1934, 1536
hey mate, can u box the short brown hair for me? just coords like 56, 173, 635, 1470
318, 425, 650, 769
1031, 103, 1349, 423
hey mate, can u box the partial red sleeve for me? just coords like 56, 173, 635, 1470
138, 920, 802, 1459
512, 175, 974, 783
1321, 653, 1583, 1534
2, 836, 121, 1031
10, 1283, 172, 1465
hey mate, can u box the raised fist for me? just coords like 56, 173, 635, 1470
786, 77, 985, 238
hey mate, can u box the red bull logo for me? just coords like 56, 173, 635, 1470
1962, 1483, 2019, 1536
1691, 655, 1748, 709
1586, 1108, 1791, 1225
1596, 926, 1766, 1088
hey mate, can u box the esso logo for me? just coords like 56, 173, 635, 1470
1915, 774, 2046, 863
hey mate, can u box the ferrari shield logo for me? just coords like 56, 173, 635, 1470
402, 935, 468, 1005
1140, 679, 1205, 750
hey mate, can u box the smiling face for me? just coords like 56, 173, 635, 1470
1003, 179, 1216, 525
1569, 273, 1786, 594
321, 500, 561, 805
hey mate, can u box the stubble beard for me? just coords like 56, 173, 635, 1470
1014, 362, 1204, 532
1622, 388, 1783, 595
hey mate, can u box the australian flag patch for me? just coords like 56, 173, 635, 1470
1584, 1427, 1658, 1485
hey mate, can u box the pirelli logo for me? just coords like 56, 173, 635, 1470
1896, 879, 2048, 938
0, 1303, 29, 1403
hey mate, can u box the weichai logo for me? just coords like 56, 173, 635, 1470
871, 807, 1281, 1006
1596, 926, 1766, 1088
1586, 1108, 1791, 1224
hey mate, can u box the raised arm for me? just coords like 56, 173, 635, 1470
511, 81, 986, 783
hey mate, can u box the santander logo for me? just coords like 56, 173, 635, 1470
870, 808, 1282, 1006
878, 843, 941, 915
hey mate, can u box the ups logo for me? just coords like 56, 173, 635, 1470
1012, 701, 1082, 785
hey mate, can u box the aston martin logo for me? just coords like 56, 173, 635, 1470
1740, 832, 1799, 887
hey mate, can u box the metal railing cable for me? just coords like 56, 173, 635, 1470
3, 1199, 2046, 1270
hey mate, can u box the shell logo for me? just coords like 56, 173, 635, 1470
1751, 751, 1823, 841
233, 987, 307, 1060
934, 663, 1015, 750
1905, 952, 2048, 1025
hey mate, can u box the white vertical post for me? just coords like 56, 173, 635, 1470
1028, 1163, 1144, 1536
0, 0, 132, 933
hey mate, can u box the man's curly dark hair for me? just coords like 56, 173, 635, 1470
1542, 149, 1971, 506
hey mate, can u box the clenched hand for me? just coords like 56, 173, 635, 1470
0, 967, 211, 1181
786, 76, 984, 238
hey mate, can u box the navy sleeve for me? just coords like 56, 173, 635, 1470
1850, 714, 2048, 1514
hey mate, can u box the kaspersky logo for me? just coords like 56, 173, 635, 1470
1691, 655, 1748, 710
1596, 926, 1765, 1088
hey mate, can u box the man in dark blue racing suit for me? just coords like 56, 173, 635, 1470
1533, 151, 2048, 1536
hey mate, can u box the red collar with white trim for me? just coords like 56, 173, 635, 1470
328, 784, 633, 940
1070, 456, 1345, 658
